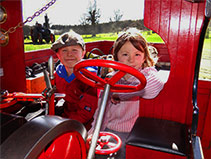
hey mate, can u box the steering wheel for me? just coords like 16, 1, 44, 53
86, 132, 122, 155
74, 59, 146, 93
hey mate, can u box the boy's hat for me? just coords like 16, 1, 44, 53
51, 30, 85, 52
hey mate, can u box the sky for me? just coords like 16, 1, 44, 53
22, 0, 145, 26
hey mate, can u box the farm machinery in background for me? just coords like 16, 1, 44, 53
30, 14, 55, 44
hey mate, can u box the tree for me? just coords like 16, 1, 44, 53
86, 0, 101, 25
112, 9, 123, 22
79, 14, 88, 25
82, 0, 101, 36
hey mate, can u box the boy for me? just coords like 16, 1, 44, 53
51, 30, 98, 130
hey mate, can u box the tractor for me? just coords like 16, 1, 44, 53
30, 22, 55, 44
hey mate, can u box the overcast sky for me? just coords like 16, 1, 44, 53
22, 0, 145, 26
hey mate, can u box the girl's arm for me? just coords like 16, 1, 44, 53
112, 67, 164, 101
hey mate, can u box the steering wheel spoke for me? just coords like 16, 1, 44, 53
107, 70, 126, 86
96, 144, 103, 150
110, 84, 137, 92
80, 68, 106, 85
107, 142, 117, 148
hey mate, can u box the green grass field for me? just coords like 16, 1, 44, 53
24, 31, 210, 80
24, 31, 164, 51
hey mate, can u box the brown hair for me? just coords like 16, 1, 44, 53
113, 28, 155, 68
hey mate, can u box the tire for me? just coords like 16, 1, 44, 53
45, 37, 50, 43
31, 28, 38, 44
38, 33, 43, 44
50, 34, 55, 43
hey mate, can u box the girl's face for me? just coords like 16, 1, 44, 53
57, 45, 85, 69
117, 41, 145, 70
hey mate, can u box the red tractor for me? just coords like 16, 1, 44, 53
1, 0, 211, 159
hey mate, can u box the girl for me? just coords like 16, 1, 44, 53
89, 28, 164, 159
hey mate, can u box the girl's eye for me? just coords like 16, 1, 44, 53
122, 53, 128, 56
135, 54, 141, 56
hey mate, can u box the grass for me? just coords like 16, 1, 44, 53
24, 31, 210, 80
24, 32, 163, 51
83, 33, 118, 42
24, 33, 119, 51
199, 38, 211, 80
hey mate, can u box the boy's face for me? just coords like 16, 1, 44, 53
56, 45, 85, 69
117, 41, 145, 70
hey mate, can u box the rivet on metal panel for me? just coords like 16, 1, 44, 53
0, 29, 9, 46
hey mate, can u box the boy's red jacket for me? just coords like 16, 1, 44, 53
55, 64, 98, 130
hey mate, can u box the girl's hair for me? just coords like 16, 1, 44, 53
113, 28, 155, 68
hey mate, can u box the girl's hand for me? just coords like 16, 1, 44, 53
111, 94, 120, 104
124, 73, 132, 80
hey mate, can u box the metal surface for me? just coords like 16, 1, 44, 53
205, 0, 211, 17
42, 56, 56, 115
191, 16, 210, 136
0, 5, 7, 24
87, 84, 111, 159
48, 56, 54, 80
192, 136, 204, 159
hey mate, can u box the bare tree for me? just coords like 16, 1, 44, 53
110, 9, 123, 22
79, 13, 88, 25
114, 9, 123, 21
80, 0, 101, 36
86, 0, 101, 25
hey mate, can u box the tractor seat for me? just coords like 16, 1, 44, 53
126, 117, 190, 156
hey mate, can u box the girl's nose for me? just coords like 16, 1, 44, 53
128, 55, 135, 63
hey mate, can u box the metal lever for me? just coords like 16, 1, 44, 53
42, 56, 55, 115
43, 69, 52, 90
48, 56, 55, 80
87, 84, 111, 159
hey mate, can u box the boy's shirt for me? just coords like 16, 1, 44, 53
55, 64, 98, 130
56, 64, 76, 83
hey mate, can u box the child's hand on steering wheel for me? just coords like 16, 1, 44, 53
111, 94, 120, 105
123, 73, 133, 80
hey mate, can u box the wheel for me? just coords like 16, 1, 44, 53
45, 37, 51, 43
1, 115, 87, 159
38, 132, 86, 159
50, 33, 55, 43
73, 59, 146, 93
86, 132, 122, 155
31, 28, 38, 44
38, 33, 43, 44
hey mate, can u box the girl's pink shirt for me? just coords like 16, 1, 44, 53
89, 67, 164, 134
